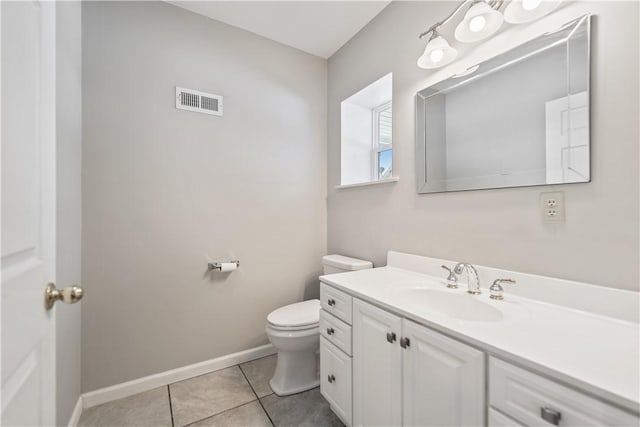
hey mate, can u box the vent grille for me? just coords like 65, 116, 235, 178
176, 87, 223, 116
201, 96, 219, 112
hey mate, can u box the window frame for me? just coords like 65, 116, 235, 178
371, 101, 393, 180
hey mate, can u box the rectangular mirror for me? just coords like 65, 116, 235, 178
416, 15, 591, 194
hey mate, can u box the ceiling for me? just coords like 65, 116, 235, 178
167, 1, 391, 59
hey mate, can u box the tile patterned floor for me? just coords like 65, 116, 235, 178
78, 355, 344, 427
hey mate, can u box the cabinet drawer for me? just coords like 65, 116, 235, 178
490, 357, 639, 426
320, 283, 353, 325
320, 337, 352, 427
320, 310, 352, 356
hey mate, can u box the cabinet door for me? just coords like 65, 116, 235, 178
402, 319, 485, 427
353, 299, 402, 427
320, 337, 353, 426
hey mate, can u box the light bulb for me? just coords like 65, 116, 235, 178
522, 0, 542, 10
417, 35, 458, 69
455, 1, 504, 43
469, 15, 487, 32
430, 49, 444, 63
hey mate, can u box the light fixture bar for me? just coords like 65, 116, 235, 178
418, 0, 471, 39
418, 0, 504, 39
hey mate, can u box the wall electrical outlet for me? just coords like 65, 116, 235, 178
540, 191, 565, 223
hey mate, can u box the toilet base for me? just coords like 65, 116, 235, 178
270, 377, 320, 396
269, 349, 319, 396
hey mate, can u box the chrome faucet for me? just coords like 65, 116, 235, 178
453, 263, 481, 295
489, 278, 516, 300
441, 265, 459, 289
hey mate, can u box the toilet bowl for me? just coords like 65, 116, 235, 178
266, 299, 321, 396
265, 255, 373, 396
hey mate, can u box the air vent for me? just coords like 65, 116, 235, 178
175, 87, 223, 116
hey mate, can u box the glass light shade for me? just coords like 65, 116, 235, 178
454, 2, 504, 43
417, 35, 458, 69
504, 0, 561, 24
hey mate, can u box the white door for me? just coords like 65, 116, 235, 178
401, 319, 485, 427
545, 91, 589, 184
1, 2, 57, 425
352, 300, 402, 427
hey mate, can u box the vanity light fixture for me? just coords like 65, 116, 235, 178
417, 0, 562, 69
417, 29, 459, 69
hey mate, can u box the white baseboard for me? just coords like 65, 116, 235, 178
82, 344, 276, 409
67, 396, 83, 427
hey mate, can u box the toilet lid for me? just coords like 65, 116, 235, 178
267, 299, 320, 328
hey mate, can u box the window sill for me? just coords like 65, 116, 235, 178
336, 177, 399, 190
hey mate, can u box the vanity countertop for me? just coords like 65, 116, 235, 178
319, 266, 640, 414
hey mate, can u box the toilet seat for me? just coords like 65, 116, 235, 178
267, 299, 320, 331
267, 322, 318, 332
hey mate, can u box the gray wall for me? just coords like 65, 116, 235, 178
56, 1, 82, 423
327, 1, 639, 291
82, 1, 327, 391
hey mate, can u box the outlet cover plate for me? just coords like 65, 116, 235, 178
540, 191, 565, 223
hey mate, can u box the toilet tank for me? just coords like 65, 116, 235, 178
322, 254, 373, 275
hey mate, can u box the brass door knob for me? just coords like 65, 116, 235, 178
45, 283, 83, 310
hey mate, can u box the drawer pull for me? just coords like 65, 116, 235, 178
326, 327, 335, 335
400, 337, 410, 348
327, 374, 336, 383
541, 407, 562, 425
327, 298, 336, 306
386, 332, 397, 343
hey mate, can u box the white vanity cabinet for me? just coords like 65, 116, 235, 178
352, 298, 485, 427
320, 282, 640, 427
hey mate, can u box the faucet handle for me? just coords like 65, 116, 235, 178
489, 279, 516, 300
441, 265, 458, 289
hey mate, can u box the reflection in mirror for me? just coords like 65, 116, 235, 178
416, 15, 590, 194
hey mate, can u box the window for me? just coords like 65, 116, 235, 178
340, 73, 393, 186
373, 102, 392, 180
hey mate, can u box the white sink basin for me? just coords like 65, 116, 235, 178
398, 288, 503, 322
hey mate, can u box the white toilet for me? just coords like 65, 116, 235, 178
266, 254, 373, 396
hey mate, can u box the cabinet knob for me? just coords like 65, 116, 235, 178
386, 332, 397, 343
540, 407, 562, 425
327, 298, 336, 306
327, 374, 336, 383
326, 327, 335, 335
400, 337, 410, 348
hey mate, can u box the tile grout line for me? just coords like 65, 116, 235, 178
238, 363, 276, 427
181, 400, 263, 427
167, 385, 175, 427
179, 364, 272, 427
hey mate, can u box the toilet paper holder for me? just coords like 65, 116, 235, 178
208, 260, 240, 271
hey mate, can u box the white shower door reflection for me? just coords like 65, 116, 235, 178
545, 91, 590, 184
